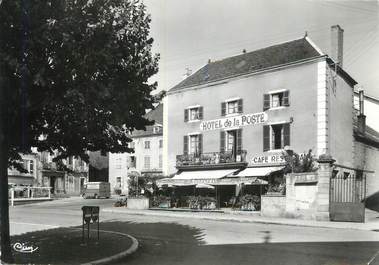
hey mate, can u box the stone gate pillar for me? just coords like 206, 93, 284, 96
316, 154, 335, 221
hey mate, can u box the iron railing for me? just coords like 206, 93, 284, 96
176, 150, 247, 167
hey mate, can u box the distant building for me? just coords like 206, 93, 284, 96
39, 151, 88, 195
108, 104, 164, 195
8, 153, 38, 186
129, 103, 164, 177
8, 150, 88, 196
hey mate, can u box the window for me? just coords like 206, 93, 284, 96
227, 100, 238, 114
184, 106, 203, 122
159, 155, 162, 169
129, 142, 135, 149
29, 160, 34, 174
183, 134, 203, 155
190, 135, 199, 154
221, 99, 243, 116
226, 130, 236, 152
263, 123, 290, 151
115, 157, 122, 169
263, 91, 289, 110
144, 141, 150, 149
220, 129, 242, 155
153, 126, 162, 134
159, 139, 163, 148
116, 177, 121, 188
144, 156, 151, 169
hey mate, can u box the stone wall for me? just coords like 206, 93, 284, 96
285, 172, 318, 219
261, 194, 286, 217
261, 156, 335, 221
127, 197, 150, 210
261, 172, 319, 219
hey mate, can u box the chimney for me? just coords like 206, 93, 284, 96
331, 25, 344, 67
182, 67, 192, 80
357, 89, 366, 134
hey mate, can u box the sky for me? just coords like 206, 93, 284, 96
144, 0, 379, 98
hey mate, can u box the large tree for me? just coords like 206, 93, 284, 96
0, 0, 160, 262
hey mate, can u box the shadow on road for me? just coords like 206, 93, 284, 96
9, 221, 379, 265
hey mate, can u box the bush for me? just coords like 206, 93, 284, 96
239, 194, 261, 211
114, 188, 122, 195
187, 196, 216, 210
151, 195, 171, 208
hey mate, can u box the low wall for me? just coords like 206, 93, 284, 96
261, 194, 286, 217
285, 172, 318, 220
261, 172, 319, 219
127, 197, 150, 210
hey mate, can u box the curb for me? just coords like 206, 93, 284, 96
81, 230, 139, 265
103, 208, 377, 231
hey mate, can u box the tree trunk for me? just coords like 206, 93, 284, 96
0, 60, 13, 263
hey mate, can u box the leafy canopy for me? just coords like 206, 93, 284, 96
0, 0, 160, 165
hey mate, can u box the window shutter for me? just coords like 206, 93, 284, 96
283, 91, 290, 106
221, 102, 226, 116
183, 135, 188, 155
184, 109, 188, 122
263, 94, 270, 111
198, 134, 203, 154
283, 123, 290, 147
220, 131, 225, 152
263, 125, 270, 152
199, 106, 203, 120
238, 99, 243, 113
236, 129, 242, 153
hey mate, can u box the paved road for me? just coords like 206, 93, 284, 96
9, 197, 379, 265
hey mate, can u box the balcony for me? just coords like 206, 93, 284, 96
176, 150, 247, 170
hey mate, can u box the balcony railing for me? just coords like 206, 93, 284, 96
176, 150, 247, 168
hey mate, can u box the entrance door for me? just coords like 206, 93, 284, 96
330, 170, 366, 222
50, 176, 56, 194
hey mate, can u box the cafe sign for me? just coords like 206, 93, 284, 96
251, 152, 307, 165
251, 154, 286, 165
200, 112, 267, 131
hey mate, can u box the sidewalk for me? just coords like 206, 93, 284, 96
103, 207, 379, 231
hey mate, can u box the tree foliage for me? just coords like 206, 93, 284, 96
0, 1, 160, 262
282, 149, 317, 173
0, 0, 160, 164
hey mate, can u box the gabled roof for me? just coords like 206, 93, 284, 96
170, 38, 322, 92
131, 104, 163, 138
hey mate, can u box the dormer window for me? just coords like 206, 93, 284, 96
153, 125, 162, 134
184, 106, 203, 122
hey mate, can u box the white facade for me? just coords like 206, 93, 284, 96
131, 134, 163, 174
108, 152, 129, 194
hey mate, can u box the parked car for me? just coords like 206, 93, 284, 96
82, 182, 110, 199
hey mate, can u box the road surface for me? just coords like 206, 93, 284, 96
9, 197, 379, 265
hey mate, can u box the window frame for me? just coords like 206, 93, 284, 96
144, 140, 151, 149
144, 156, 151, 170
264, 122, 290, 152
264, 90, 290, 111
185, 105, 203, 122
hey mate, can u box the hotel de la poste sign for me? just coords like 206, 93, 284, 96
200, 112, 267, 131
